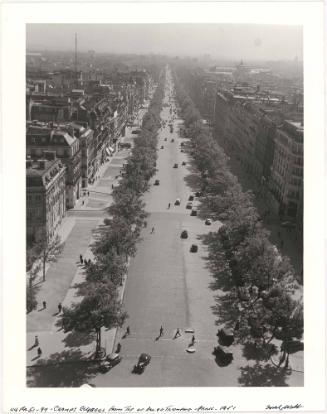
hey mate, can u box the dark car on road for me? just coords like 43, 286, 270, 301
188, 195, 194, 201
173, 163, 178, 168
182, 161, 186, 166
181, 230, 188, 239
191, 209, 197, 216
132, 353, 151, 374
186, 202, 193, 210
99, 353, 122, 373
174, 198, 181, 206
154, 179, 160, 186
190, 244, 198, 253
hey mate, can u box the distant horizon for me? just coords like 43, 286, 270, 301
27, 24, 303, 61
26, 48, 303, 64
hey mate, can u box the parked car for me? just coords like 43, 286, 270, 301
191, 209, 198, 216
195, 191, 203, 197
181, 230, 188, 239
133, 353, 151, 374
205, 218, 212, 225
188, 195, 194, 201
99, 353, 122, 373
173, 163, 178, 168
182, 161, 186, 166
186, 202, 193, 209
174, 198, 181, 206
154, 179, 160, 186
190, 244, 198, 253
217, 328, 234, 347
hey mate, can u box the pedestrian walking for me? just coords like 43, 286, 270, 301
151, 226, 155, 234
80, 254, 83, 264
34, 335, 39, 347
126, 326, 130, 336
116, 343, 122, 353
82, 200, 84, 206
174, 328, 181, 338
159, 325, 164, 337
42, 301, 47, 309
191, 335, 195, 345
168, 203, 171, 209
87, 191, 89, 196
37, 347, 42, 357
58, 303, 62, 313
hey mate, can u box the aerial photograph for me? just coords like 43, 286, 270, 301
25, 24, 304, 387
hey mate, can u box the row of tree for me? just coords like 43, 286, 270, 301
61, 73, 166, 357
173, 71, 303, 368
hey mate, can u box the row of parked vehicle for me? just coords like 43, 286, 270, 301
99, 352, 152, 375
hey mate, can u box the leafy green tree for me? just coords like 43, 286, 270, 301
62, 282, 127, 357
86, 250, 127, 286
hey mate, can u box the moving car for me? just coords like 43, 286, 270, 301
190, 209, 198, 216
181, 230, 188, 239
174, 198, 181, 206
190, 244, 198, 253
154, 179, 160, 186
186, 202, 193, 209
133, 353, 151, 374
205, 218, 212, 225
173, 163, 178, 168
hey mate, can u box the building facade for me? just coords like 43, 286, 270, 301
26, 155, 66, 243
27, 124, 82, 209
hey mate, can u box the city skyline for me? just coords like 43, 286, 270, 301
27, 24, 303, 61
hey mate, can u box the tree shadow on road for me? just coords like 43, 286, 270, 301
238, 362, 290, 387
211, 292, 239, 331
242, 341, 278, 362
27, 349, 99, 387
63, 331, 95, 348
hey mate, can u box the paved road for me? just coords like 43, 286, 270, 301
92, 69, 303, 388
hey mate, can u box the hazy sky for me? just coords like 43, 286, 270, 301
27, 24, 302, 61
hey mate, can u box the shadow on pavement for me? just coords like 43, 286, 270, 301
238, 362, 290, 387
242, 341, 278, 362
27, 349, 99, 387
63, 331, 95, 348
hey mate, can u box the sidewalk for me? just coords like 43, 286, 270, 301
27, 110, 147, 370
